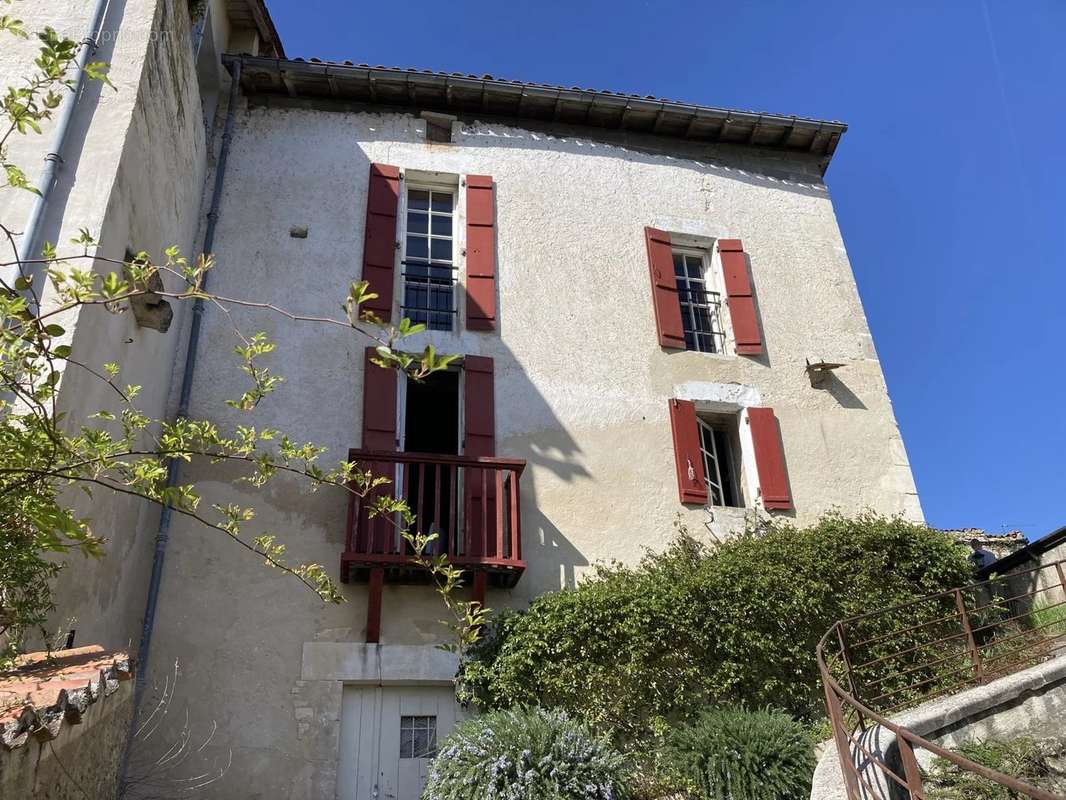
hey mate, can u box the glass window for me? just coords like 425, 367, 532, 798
673, 250, 725, 354
402, 187, 455, 331
399, 715, 437, 759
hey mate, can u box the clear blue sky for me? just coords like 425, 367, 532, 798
270, 1, 1065, 540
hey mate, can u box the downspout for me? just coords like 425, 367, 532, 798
119, 57, 243, 789
6, 0, 112, 284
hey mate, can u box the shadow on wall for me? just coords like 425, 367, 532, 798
472, 339, 592, 595
492, 354, 592, 592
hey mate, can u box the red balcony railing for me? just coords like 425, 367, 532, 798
341, 449, 526, 588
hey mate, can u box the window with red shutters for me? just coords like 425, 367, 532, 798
748, 407, 792, 510
718, 239, 763, 355
466, 176, 497, 331
362, 163, 401, 322
668, 399, 709, 505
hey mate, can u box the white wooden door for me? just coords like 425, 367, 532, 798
338, 686, 464, 800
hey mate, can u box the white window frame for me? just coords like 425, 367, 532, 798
399, 177, 458, 331
671, 245, 728, 355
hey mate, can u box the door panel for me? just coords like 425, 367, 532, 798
339, 686, 467, 800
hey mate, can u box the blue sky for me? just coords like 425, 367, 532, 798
270, 1, 1065, 540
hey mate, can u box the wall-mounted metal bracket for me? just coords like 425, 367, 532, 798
806, 358, 845, 388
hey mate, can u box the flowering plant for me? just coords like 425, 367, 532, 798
423, 707, 631, 800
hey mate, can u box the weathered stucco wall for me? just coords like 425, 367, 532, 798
139, 99, 923, 796
0, 0, 208, 652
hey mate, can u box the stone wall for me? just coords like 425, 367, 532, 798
0, 648, 133, 799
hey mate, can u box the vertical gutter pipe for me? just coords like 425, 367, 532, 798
120, 56, 243, 789
7, 0, 112, 284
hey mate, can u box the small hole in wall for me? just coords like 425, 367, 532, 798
290, 226, 308, 239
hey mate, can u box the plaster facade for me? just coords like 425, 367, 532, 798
135, 99, 923, 795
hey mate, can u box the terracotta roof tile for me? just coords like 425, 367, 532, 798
0, 646, 133, 749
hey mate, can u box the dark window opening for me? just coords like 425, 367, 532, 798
403, 371, 459, 552
697, 415, 743, 508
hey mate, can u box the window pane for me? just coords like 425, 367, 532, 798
406, 236, 428, 260
400, 716, 437, 759
407, 211, 428, 234
430, 238, 452, 262
408, 190, 429, 211
431, 215, 452, 236
431, 192, 453, 212
673, 253, 685, 276
686, 255, 703, 278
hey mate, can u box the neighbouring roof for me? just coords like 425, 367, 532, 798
979, 524, 1066, 577
228, 54, 849, 175
0, 646, 133, 750
226, 0, 285, 58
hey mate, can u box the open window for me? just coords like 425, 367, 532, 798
695, 413, 743, 508
399, 369, 460, 551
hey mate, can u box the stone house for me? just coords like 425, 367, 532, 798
2, 1, 924, 797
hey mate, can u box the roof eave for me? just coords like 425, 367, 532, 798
226, 55, 847, 174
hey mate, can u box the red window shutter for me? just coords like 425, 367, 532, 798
668, 399, 708, 505
463, 356, 495, 456
359, 348, 398, 569
361, 347, 397, 451
466, 175, 497, 331
464, 356, 496, 557
645, 226, 686, 349
748, 407, 791, 509
718, 239, 763, 355
362, 163, 400, 322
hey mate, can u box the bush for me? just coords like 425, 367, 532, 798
459, 513, 971, 743
422, 707, 630, 800
659, 706, 814, 800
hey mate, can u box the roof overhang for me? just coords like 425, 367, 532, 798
225, 0, 285, 58
226, 55, 847, 175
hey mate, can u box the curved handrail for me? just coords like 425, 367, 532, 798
817, 559, 1066, 799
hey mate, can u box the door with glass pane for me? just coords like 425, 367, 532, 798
338, 686, 465, 800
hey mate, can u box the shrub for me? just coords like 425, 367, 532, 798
459, 513, 971, 743
422, 707, 630, 800
659, 706, 814, 800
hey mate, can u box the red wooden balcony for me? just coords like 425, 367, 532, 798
341, 449, 526, 588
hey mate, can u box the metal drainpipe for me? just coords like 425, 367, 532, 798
119, 57, 243, 791
6, 0, 113, 287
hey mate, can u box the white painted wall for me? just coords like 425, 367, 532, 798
136, 99, 924, 796
0, 0, 209, 652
